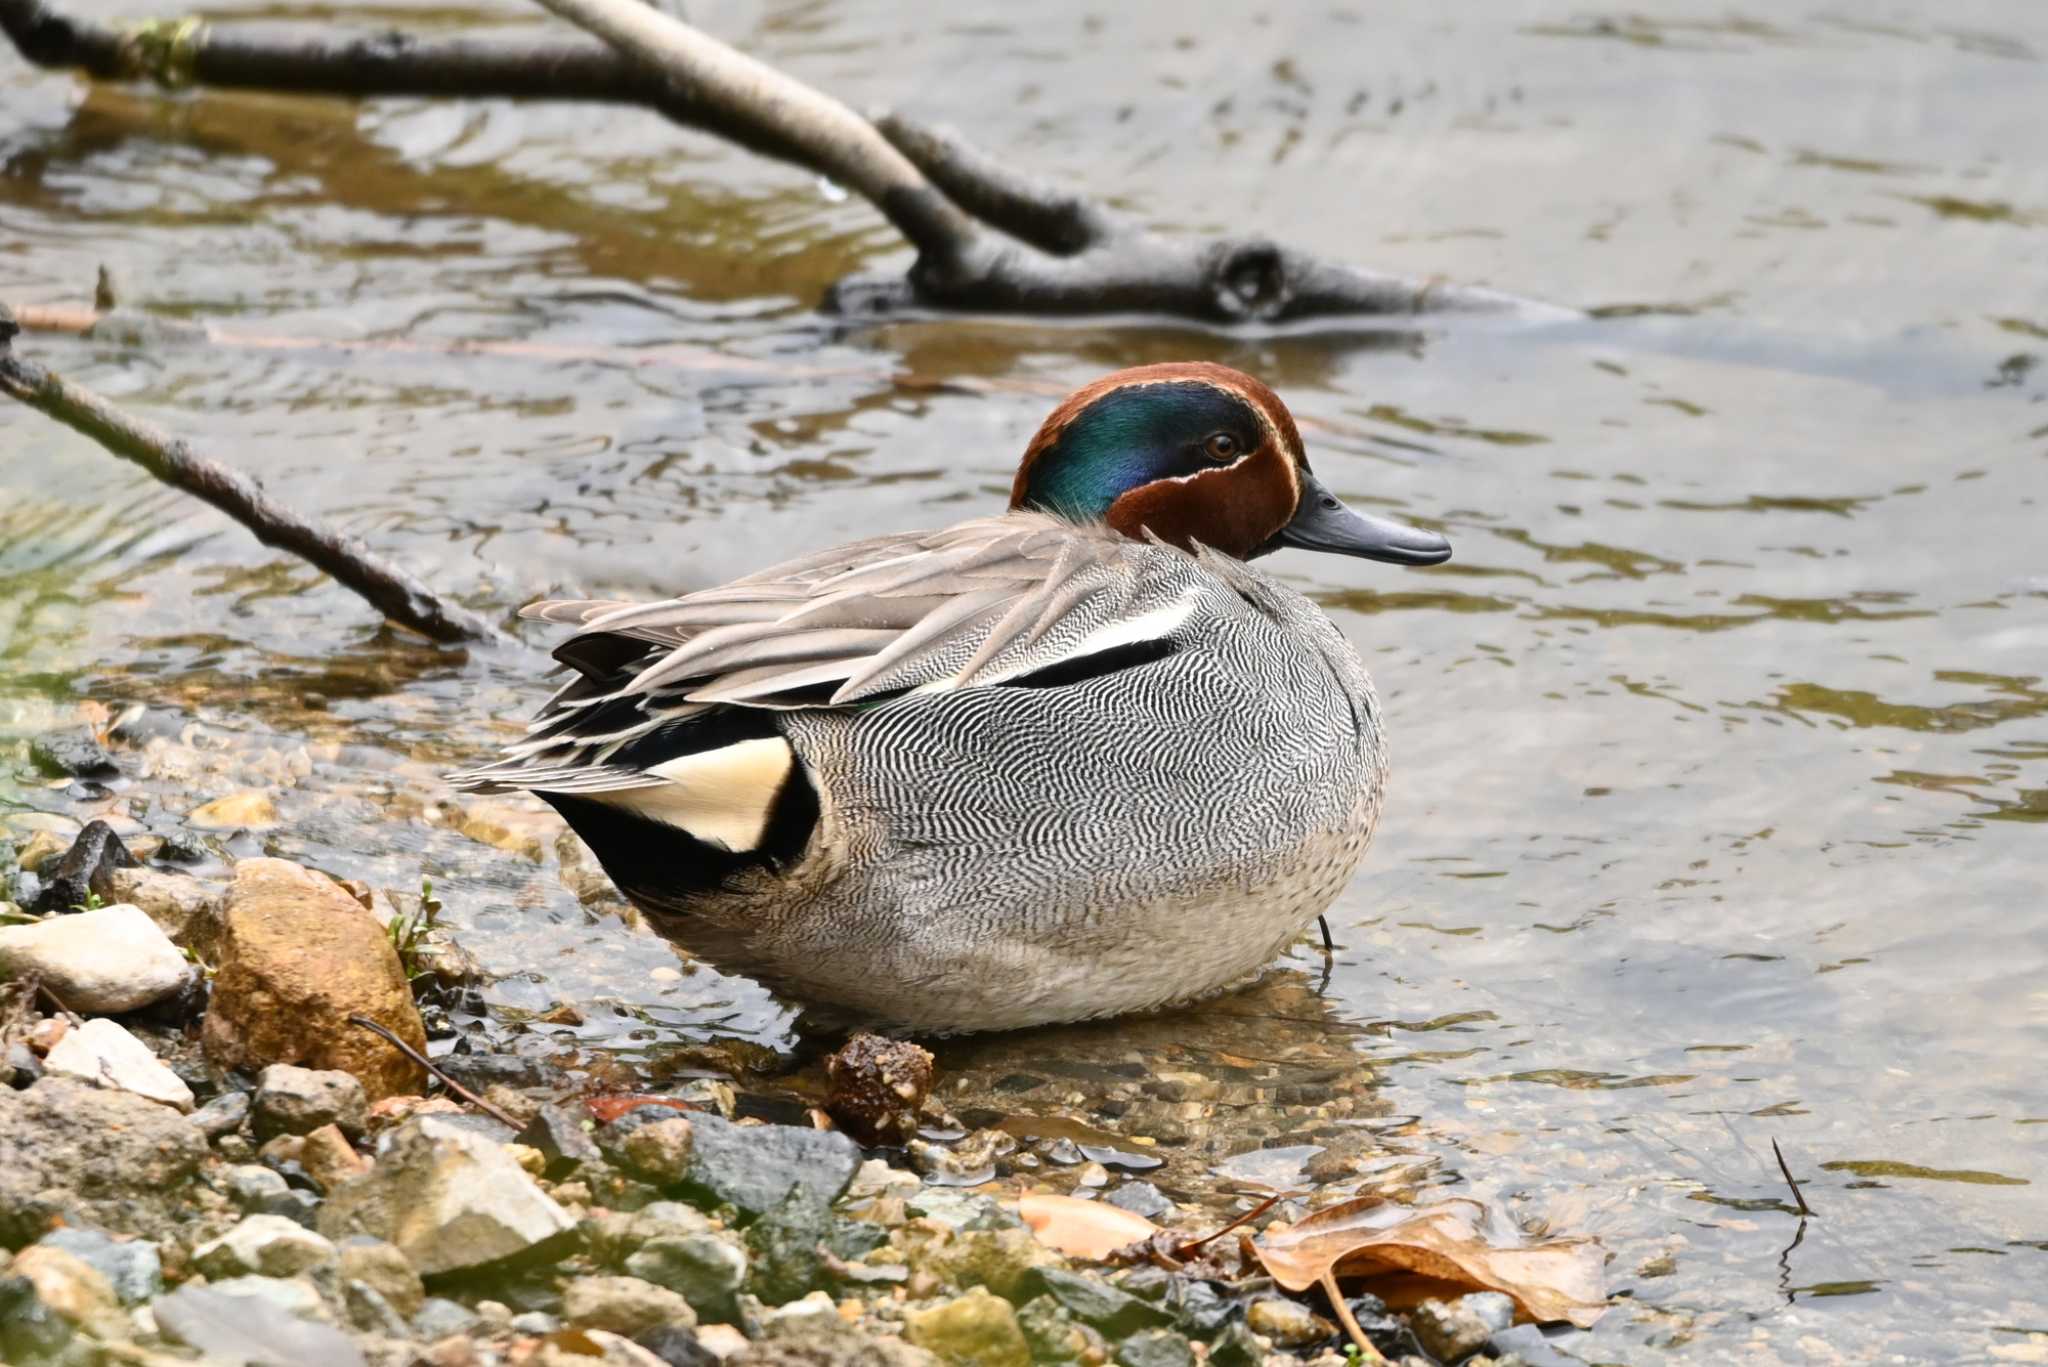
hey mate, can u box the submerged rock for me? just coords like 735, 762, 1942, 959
318, 1114, 578, 1277
29, 731, 118, 780
0, 902, 190, 1013
826, 1034, 935, 1146
0, 1076, 208, 1248
185, 789, 281, 831
42, 1016, 195, 1111
202, 857, 427, 1100
254, 1064, 370, 1141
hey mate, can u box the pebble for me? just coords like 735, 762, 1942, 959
317, 1114, 578, 1276
616, 1116, 696, 1185
15, 829, 69, 874
1117, 1328, 1197, 1367
191, 1090, 252, 1140
563, 1274, 699, 1338
300, 1123, 373, 1191
1074, 1161, 1111, 1188
1410, 1294, 1513, 1363
254, 1064, 370, 1141
106, 867, 223, 954
911, 1127, 1016, 1186
186, 789, 281, 831
1104, 1181, 1177, 1222
36, 1228, 163, 1306
411, 1297, 483, 1339
43, 1016, 196, 1111
29, 730, 118, 779
0, 902, 192, 1013
9, 1243, 119, 1327
904, 1286, 1031, 1367
1245, 1297, 1334, 1348
338, 1237, 425, 1319
192, 1213, 338, 1279
515, 1102, 603, 1179
152, 1282, 364, 1367
679, 1113, 862, 1221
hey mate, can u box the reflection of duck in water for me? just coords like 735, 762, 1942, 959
452, 364, 1449, 1031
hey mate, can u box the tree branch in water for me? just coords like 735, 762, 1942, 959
0, 306, 500, 644
0, 0, 1572, 325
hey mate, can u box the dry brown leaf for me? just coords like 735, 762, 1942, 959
1254, 1195, 1608, 1329
1017, 1193, 1161, 1260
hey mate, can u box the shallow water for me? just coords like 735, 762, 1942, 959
3, 0, 2046, 1358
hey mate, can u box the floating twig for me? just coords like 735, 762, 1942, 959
0, 308, 501, 644
346, 1012, 521, 1129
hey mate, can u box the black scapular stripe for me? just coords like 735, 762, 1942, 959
1002, 638, 1179, 690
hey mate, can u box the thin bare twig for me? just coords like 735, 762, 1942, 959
1175, 1190, 1285, 1259
346, 1012, 521, 1129
1773, 1137, 1814, 1218
0, 307, 500, 644
1322, 1266, 1394, 1366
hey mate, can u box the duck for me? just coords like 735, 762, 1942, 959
450, 362, 1450, 1032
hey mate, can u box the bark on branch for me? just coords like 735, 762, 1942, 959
0, 0, 1572, 325
0, 306, 500, 644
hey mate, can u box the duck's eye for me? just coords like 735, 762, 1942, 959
1202, 432, 1241, 462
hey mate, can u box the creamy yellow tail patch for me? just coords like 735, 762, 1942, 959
593, 737, 795, 851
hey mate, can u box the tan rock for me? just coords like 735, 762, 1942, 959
107, 867, 225, 958
16, 828, 69, 874
202, 858, 427, 1100
455, 798, 553, 862
300, 1124, 373, 1191
10, 1244, 120, 1330
186, 790, 280, 831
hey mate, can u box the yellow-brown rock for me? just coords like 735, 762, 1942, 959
202, 858, 426, 1100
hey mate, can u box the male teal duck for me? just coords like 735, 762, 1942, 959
451, 363, 1450, 1032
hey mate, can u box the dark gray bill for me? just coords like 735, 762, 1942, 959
1265, 469, 1452, 565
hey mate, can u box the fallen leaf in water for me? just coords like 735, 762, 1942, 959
1254, 1195, 1607, 1328
583, 1093, 696, 1125
1017, 1193, 1160, 1259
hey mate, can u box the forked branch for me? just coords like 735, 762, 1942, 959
0, 0, 1571, 325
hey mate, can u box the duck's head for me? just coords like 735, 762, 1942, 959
1010, 362, 1451, 566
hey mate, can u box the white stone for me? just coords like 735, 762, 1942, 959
192, 1215, 336, 1280
0, 904, 191, 1013
318, 1115, 576, 1276
43, 1018, 195, 1112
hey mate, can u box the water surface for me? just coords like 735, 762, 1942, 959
3, 1, 2045, 1360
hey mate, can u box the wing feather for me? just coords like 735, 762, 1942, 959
451, 513, 1207, 793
